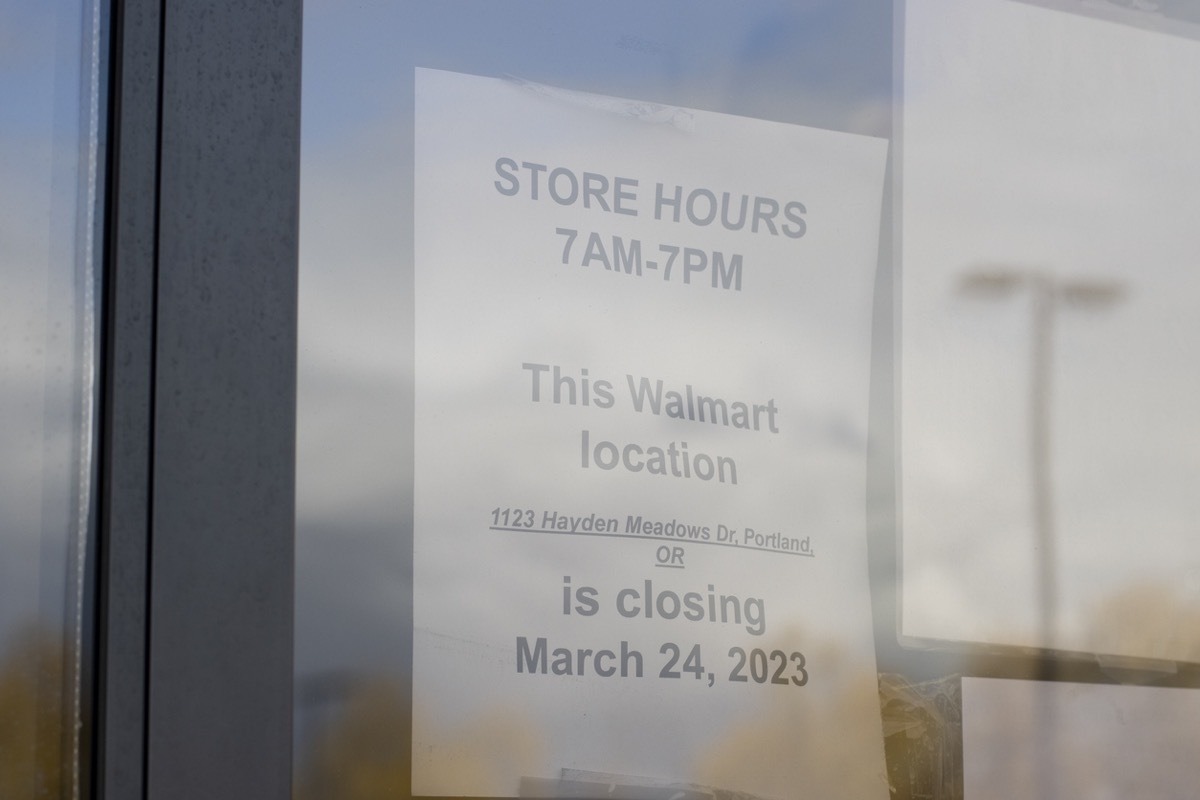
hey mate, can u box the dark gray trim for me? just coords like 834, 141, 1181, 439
96, 0, 161, 797
98, 0, 300, 798
142, 1, 300, 798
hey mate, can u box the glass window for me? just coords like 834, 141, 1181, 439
296, 2, 1200, 798
0, 1, 104, 797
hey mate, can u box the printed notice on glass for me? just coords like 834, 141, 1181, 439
414, 68, 889, 800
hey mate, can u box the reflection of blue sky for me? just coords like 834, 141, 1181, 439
0, 4, 55, 134
0, 0, 95, 667
297, 0, 896, 672
302, 0, 891, 148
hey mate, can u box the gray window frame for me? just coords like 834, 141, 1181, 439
96, 1, 301, 798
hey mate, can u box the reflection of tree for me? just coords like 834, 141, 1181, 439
295, 631, 888, 800
295, 679, 544, 799
295, 680, 410, 800
696, 678, 885, 800
1086, 582, 1200, 663
295, 586, 1200, 800
0, 626, 66, 800
410, 704, 542, 797
696, 632, 887, 800
949, 582, 1200, 800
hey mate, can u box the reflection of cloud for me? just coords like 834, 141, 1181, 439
296, 0, 894, 554
0, 10, 92, 656
298, 16, 891, 691
297, 7, 893, 798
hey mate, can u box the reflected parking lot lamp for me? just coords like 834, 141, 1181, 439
959, 266, 1125, 651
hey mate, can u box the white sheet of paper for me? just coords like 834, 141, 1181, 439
900, 0, 1200, 658
414, 67, 889, 799
963, 677, 1200, 799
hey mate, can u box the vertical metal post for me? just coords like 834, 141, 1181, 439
96, 1, 162, 797
97, 1, 301, 799
144, 2, 300, 798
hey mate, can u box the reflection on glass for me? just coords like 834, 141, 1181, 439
298, 1, 1200, 798
956, 268, 1126, 652
0, 0, 103, 797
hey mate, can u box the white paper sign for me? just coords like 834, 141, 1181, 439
414, 68, 889, 800
900, 0, 1200, 659
963, 677, 1200, 800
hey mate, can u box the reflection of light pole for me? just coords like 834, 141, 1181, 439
959, 267, 1124, 800
959, 267, 1125, 650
